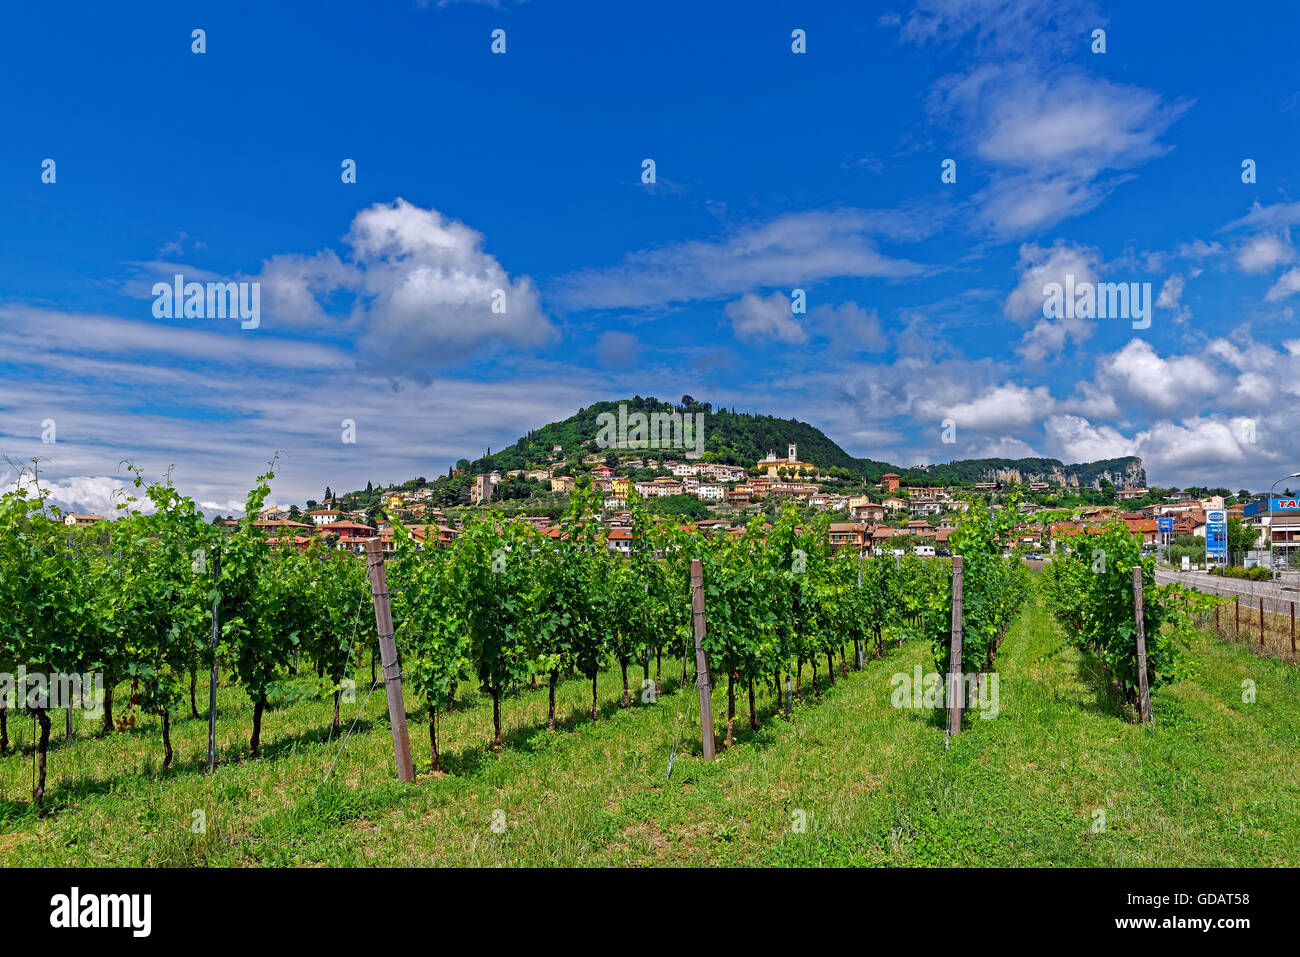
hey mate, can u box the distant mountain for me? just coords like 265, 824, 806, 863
455, 396, 1147, 490
897, 457, 1147, 490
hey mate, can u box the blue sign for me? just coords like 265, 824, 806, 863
1157, 517, 1174, 533
1206, 509, 1228, 562
1243, 498, 1300, 518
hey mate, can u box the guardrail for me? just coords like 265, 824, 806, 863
1155, 568, 1298, 659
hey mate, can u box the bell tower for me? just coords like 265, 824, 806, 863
788, 443, 797, 463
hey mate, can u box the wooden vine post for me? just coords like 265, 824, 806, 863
689, 559, 716, 760
946, 556, 963, 739
365, 538, 415, 783
207, 546, 220, 772
1259, 597, 1265, 647
1132, 567, 1153, 725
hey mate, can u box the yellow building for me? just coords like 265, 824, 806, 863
612, 478, 633, 497
754, 443, 817, 478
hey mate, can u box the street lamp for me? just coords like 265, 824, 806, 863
1269, 473, 1300, 581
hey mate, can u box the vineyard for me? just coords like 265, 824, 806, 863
2, 468, 1298, 867
0, 465, 1031, 795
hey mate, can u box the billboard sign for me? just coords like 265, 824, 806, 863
1243, 498, 1300, 518
1206, 509, 1228, 563
1157, 517, 1175, 533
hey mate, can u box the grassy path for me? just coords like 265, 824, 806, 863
2, 583, 1297, 866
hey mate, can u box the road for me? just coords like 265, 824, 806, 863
1154, 567, 1300, 617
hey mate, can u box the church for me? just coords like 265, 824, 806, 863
754, 443, 818, 478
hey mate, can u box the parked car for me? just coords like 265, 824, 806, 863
936, 547, 952, 557
1024, 552, 1044, 561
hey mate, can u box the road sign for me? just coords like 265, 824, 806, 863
1157, 517, 1174, 533
1206, 509, 1228, 563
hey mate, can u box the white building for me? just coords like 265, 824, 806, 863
635, 480, 684, 498
696, 484, 725, 501
63, 513, 103, 526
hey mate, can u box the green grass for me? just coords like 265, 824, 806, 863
2, 582, 1298, 866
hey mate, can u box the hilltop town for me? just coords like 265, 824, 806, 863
51, 433, 1279, 568
52, 392, 1289, 568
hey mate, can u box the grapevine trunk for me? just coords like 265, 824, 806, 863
250, 695, 266, 757
726, 672, 735, 747
547, 670, 557, 731
492, 685, 502, 748
427, 694, 440, 772
33, 706, 51, 801
748, 676, 757, 732
100, 686, 114, 736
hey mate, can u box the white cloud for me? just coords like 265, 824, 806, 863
349, 199, 555, 373
0, 301, 603, 510
1018, 314, 1096, 364
975, 73, 1176, 173
120, 200, 552, 376
977, 172, 1118, 236
1004, 241, 1101, 320
809, 301, 888, 351
930, 65, 1188, 235
1043, 414, 1137, 462
724, 292, 808, 344
0, 475, 134, 517
1096, 339, 1222, 413
1004, 241, 1101, 362
253, 250, 359, 326
1062, 381, 1120, 420
887, 0, 1103, 56
1156, 273, 1191, 324
1266, 267, 1300, 302
1156, 274, 1185, 309
552, 209, 928, 311
1235, 234, 1294, 274
1232, 371, 1273, 407
1135, 417, 1251, 471
1222, 200, 1300, 233
941, 382, 1053, 432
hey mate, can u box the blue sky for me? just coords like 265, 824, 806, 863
3, 0, 1300, 512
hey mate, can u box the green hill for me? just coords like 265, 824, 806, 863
452, 395, 1145, 489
